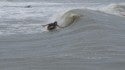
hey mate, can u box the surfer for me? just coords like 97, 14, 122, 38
42, 21, 62, 31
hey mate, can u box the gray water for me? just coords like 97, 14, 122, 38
0, 0, 125, 70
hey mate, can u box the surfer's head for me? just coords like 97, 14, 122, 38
53, 21, 57, 25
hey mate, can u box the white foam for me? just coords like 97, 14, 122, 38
100, 3, 125, 16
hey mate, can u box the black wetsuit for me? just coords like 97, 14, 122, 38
47, 22, 58, 30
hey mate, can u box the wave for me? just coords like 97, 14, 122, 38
48, 9, 83, 28
42, 8, 125, 37
101, 3, 125, 16
49, 3, 125, 27
47, 8, 111, 30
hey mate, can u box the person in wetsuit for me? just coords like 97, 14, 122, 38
42, 21, 61, 31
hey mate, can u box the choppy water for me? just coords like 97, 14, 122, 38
0, 0, 125, 70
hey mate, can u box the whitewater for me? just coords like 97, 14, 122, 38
0, 1, 125, 70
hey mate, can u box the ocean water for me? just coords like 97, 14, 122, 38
0, 0, 125, 70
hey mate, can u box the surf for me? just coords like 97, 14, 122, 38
101, 3, 125, 16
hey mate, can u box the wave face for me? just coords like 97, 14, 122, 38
1, 2, 125, 70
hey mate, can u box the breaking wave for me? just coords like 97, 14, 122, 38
101, 3, 125, 16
